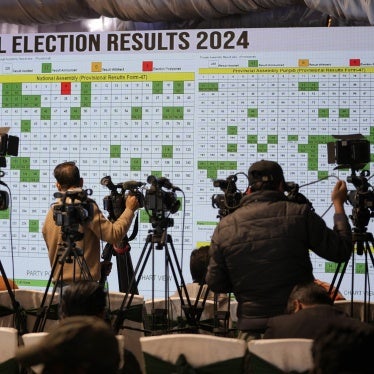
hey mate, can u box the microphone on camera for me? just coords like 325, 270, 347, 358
122, 181, 144, 190
157, 177, 182, 192
100, 176, 119, 191
146, 175, 182, 192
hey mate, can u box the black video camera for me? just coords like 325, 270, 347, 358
328, 134, 374, 231
327, 134, 370, 171
0, 132, 19, 167
212, 174, 246, 219
144, 176, 181, 229
53, 188, 94, 228
284, 182, 314, 211
0, 188, 9, 211
0, 130, 19, 210
101, 176, 144, 221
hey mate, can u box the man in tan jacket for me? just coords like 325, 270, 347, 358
43, 161, 139, 285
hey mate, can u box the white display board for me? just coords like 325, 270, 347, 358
0, 27, 373, 300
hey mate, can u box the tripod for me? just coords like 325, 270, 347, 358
113, 220, 198, 334
191, 284, 234, 337
33, 226, 93, 332
0, 260, 27, 334
330, 225, 374, 322
330, 170, 374, 322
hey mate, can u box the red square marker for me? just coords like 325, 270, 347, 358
61, 82, 71, 95
349, 59, 361, 67
142, 61, 153, 71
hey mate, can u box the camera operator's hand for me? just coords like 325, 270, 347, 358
125, 194, 139, 212
331, 179, 347, 214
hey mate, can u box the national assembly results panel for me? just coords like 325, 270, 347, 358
0, 28, 373, 298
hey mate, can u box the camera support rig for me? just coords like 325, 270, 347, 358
328, 135, 374, 321
33, 189, 94, 332
113, 176, 198, 334
100, 176, 144, 293
330, 168, 374, 321
0, 131, 28, 335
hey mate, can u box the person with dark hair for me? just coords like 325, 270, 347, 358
206, 159, 352, 339
42, 161, 139, 285
172, 245, 214, 300
59, 280, 142, 374
59, 280, 107, 319
190, 245, 210, 285
311, 320, 374, 374
16, 315, 120, 374
173, 245, 228, 304
263, 282, 358, 339
313, 278, 345, 301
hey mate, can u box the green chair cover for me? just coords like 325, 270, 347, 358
0, 305, 14, 318
143, 352, 244, 374
247, 352, 309, 374
0, 358, 19, 374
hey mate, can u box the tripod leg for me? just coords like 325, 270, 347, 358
113, 236, 153, 333
73, 253, 94, 281
164, 236, 196, 326
366, 239, 374, 270
329, 260, 349, 301
33, 253, 64, 332
362, 239, 374, 322
0, 260, 27, 334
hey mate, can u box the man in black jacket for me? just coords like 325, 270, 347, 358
206, 160, 352, 338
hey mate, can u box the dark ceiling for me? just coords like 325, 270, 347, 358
0, 0, 373, 34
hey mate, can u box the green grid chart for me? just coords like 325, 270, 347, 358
0, 73, 195, 260
196, 66, 374, 274
0, 28, 374, 298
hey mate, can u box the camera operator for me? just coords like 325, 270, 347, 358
42, 162, 139, 285
206, 159, 353, 340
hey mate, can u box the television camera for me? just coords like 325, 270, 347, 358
101, 174, 181, 230
0, 130, 19, 210
328, 134, 374, 242
211, 173, 247, 219
212, 172, 314, 219
101, 175, 145, 221
144, 175, 181, 231
53, 188, 94, 241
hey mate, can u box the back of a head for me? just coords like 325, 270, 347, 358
190, 245, 210, 284
17, 315, 120, 374
311, 321, 374, 374
60, 281, 107, 319
248, 159, 285, 191
54, 161, 81, 190
287, 282, 333, 313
